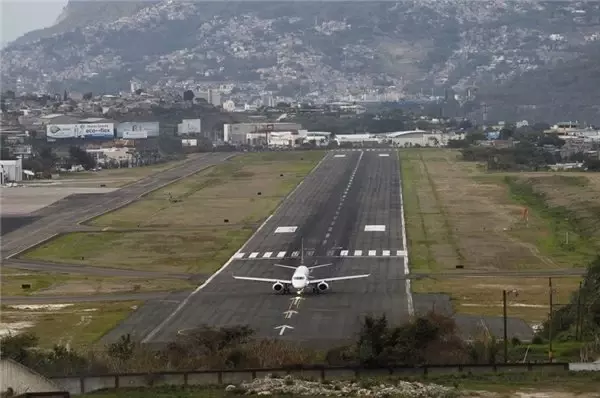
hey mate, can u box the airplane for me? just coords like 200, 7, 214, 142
231, 240, 370, 295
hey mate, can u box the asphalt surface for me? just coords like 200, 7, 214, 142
107, 149, 412, 348
0, 153, 235, 259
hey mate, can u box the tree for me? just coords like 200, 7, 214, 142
183, 90, 195, 102
68, 146, 96, 170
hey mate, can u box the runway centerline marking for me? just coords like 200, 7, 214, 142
365, 225, 386, 232
275, 226, 297, 233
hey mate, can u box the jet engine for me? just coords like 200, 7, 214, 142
272, 282, 284, 292
317, 281, 329, 292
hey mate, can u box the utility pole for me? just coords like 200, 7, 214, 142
503, 289, 508, 363
548, 277, 554, 363
575, 281, 582, 341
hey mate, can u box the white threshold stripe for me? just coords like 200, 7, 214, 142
232, 249, 409, 259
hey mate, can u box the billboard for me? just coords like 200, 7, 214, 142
117, 121, 159, 137
47, 123, 114, 139
122, 131, 148, 139
179, 119, 201, 134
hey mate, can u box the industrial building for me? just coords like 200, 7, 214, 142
0, 158, 23, 183
223, 122, 303, 144
333, 130, 466, 147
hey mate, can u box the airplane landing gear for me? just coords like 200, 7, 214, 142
282, 285, 291, 295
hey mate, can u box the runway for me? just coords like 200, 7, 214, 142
0, 153, 235, 259
116, 149, 411, 347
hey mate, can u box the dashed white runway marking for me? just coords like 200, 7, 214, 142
334, 154, 346, 157
233, 249, 407, 259
275, 226, 297, 233
365, 225, 386, 232
378, 153, 390, 157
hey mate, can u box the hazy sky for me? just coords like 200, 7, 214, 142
1, 0, 67, 47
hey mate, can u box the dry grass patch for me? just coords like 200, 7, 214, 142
413, 276, 583, 324
400, 149, 579, 272
1, 271, 193, 296
0, 301, 139, 348
504, 173, 600, 268
21, 229, 250, 274
91, 151, 324, 228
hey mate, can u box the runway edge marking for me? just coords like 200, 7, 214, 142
141, 151, 332, 343
397, 149, 414, 317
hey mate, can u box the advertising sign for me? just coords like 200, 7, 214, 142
122, 131, 148, 139
46, 123, 114, 139
46, 124, 77, 139
117, 121, 159, 137
180, 119, 201, 134
77, 123, 114, 139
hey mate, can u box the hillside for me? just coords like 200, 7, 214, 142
3, 0, 600, 122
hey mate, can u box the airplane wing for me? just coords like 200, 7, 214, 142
308, 274, 370, 284
232, 276, 292, 284
274, 264, 297, 270
308, 263, 332, 270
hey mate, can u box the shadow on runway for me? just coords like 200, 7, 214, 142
0, 215, 41, 236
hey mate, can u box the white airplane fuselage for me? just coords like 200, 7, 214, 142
291, 265, 311, 291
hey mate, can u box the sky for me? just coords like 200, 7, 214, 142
0, 0, 67, 47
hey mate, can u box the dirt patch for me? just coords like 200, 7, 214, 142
0, 301, 139, 348
413, 276, 582, 323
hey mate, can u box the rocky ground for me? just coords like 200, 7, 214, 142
224, 375, 600, 398
225, 374, 458, 397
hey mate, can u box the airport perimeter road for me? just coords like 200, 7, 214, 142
126, 149, 411, 347
1, 153, 234, 259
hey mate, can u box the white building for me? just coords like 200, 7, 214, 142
223, 122, 303, 143
0, 158, 23, 183
85, 147, 133, 166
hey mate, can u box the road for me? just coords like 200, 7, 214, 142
0, 153, 235, 260
102, 149, 411, 347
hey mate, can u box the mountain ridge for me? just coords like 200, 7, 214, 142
3, 0, 600, 122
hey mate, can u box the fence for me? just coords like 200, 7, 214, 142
52, 362, 570, 395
